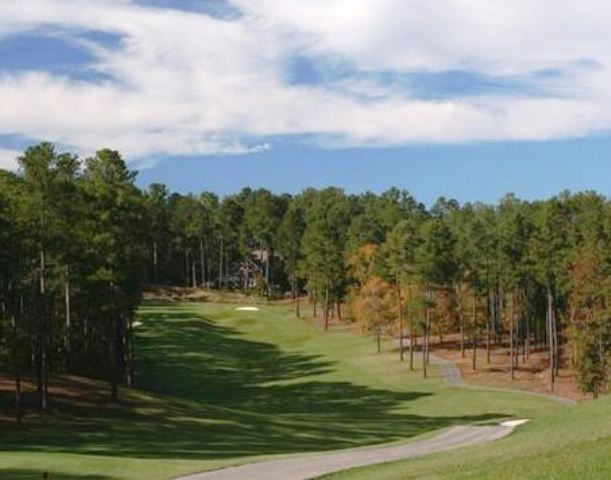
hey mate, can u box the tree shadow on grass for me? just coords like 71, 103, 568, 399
0, 306, 504, 460
0, 471, 110, 480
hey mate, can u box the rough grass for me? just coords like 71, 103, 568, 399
0, 302, 564, 479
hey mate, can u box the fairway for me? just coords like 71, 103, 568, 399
0, 303, 567, 479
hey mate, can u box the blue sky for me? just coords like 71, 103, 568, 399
137, 137, 611, 205
1, 1, 611, 203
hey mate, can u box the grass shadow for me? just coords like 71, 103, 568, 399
1, 305, 505, 461
0, 470, 110, 479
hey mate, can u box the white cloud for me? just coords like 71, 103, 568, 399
1, 0, 611, 162
0, 148, 20, 170
233, 0, 611, 75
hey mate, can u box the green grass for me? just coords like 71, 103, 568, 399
323, 394, 611, 480
0, 302, 565, 479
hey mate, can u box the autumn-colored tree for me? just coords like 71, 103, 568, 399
352, 276, 395, 353
415, 217, 457, 378
383, 218, 422, 367
433, 289, 456, 347
568, 247, 610, 398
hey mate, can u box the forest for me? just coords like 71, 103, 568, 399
0, 143, 610, 428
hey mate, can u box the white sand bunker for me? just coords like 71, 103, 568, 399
132, 321, 143, 328
234, 306, 260, 311
501, 419, 530, 428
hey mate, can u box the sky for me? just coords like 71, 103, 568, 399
1, 0, 611, 204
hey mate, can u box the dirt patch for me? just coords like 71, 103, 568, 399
0, 373, 144, 424
302, 307, 588, 403
430, 336, 588, 402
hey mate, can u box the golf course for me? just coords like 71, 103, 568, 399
2, 301, 601, 479
5, 2, 611, 478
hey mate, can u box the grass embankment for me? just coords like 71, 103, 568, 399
0, 302, 564, 479
324, 394, 611, 480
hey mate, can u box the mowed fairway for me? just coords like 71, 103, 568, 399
0, 302, 565, 479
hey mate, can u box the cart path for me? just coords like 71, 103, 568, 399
428, 353, 577, 406
177, 425, 514, 480
178, 350, 575, 480
429, 353, 465, 386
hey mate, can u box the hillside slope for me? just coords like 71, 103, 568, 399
325, 393, 611, 479
0, 302, 564, 479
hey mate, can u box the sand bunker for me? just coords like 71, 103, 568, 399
500, 419, 530, 428
234, 306, 260, 311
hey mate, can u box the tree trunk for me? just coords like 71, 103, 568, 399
225, 256, 229, 290
36, 341, 42, 402
40, 249, 49, 412
336, 301, 342, 322
509, 289, 515, 380
547, 285, 555, 391
184, 249, 189, 286
553, 308, 560, 377
457, 293, 465, 358
218, 236, 224, 289
125, 316, 135, 389
243, 265, 249, 291
526, 312, 531, 359
199, 238, 206, 286
323, 283, 330, 331
496, 281, 503, 346
12, 309, 22, 427
472, 286, 477, 371
425, 288, 432, 367
486, 275, 491, 364
422, 312, 428, 379
293, 278, 300, 318
408, 286, 414, 371
64, 264, 71, 371
426, 316, 431, 366
191, 258, 197, 288
376, 326, 381, 353
265, 246, 271, 299
525, 283, 531, 360
109, 313, 118, 401
153, 240, 158, 283
515, 290, 520, 368
598, 334, 605, 398
396, 274, 404, 362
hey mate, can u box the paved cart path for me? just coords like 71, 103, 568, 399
179, 348, 576, 480
427, 353, 577, 406
177, 425, 513, 480
429, 353, 465, 386
397, 339, 577, 406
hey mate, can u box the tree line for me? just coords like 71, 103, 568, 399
1, 144, 609, 427
0, 144, 146, 424
139, 167, 611, 397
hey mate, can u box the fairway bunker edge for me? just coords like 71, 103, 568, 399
500, 419, 530, 428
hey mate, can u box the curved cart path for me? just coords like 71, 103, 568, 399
178, 351, 575, 480
177, 425, 513, 480
428, 354, 577, 406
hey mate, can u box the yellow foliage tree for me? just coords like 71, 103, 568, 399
353, 276, 396, 353
568, 248, 610, 397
